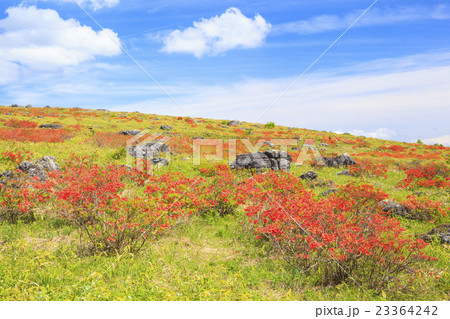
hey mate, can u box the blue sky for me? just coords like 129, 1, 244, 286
0, 0, 449, 145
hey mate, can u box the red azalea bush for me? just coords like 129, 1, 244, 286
92, 131, 129, 148
197, 164, 237, 216
48, 163, 153, 254
0, 178, 36, 223
0, 172, 52, 223
185, 118, 194, 125
349, 158, 388, 178
0, 127, 73, 143
397, 164, 449, 189
1, 150, 33, 165
400, 195, 448, 222
238, 173, 434, 288
381, 145, 407, 153
4, 119, 38, 128
46, 161, 211, 254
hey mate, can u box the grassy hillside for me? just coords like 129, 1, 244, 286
0, 105, 448, 301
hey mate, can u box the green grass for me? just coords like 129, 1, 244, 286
1, 212, 447, 300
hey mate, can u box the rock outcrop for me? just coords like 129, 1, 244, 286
119, 130, 141, 136
227, 120, 241, 126
300, 171, 318, 181
419, 224, 450, 244
126, 142, 170, 159
39, 124, 63, 129
160, 125, 173, 131
230, 150, 292, 173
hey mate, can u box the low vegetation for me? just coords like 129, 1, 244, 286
0, 105, 448, 300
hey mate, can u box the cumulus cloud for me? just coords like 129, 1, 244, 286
161, 7, 271, 57
0, 5, 121, 75
422, 135, 450, 147
273, 5, 450, 35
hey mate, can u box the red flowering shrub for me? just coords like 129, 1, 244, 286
0, 128, 73, 143
0, 178, 35, 223
349, 159, 388, 178
238, 173, 434, 288
1, 150, 33, 165
48, 163, 152, 254
4, 119, 38, 128
197, 164, 237, 216
379, 145, 407, 153
92, 132, 129, 148
400, 195, 448, 222
397, 164, 449, 189
0, 173, 51, 223
45, 161, 211, 254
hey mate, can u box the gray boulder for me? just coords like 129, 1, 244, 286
18, 161, 48, 182
39, 124, 63, 129
25, 104, 32, 108
127, 142, 170, 158
279, 158, 290, 172
151, 157, 169, 166
160, 125, 173, 131
119, 130, 141, 136
300, 171, 318, 181
230, 152, 272, 171
335, 153, 356, 167
419, 224, 450, 244
227, 120, 241, 126
35, 156, 60, 172
230, 150, 292, 173
379, 200, 410, 218
323, 157, 339, 168
0, 170, 16, 184
264, 141, 274, 148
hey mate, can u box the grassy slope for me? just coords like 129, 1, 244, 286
0, 105, 448, 301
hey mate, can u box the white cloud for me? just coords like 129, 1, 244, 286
161, 7, 271, 57
76, 0, 120, 10
0, 5, 121, 76
273, 5, 450, 35
0, 59, 21, 84
36, 0, 120, 11
422, 135, 450, 147
334, 128, 397, 140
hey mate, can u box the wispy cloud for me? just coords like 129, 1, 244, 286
422, 135, 450, 147
161, 7, 271, 58
112, 52, 450, 143
33, 0, 120, 11
273, 5, 450, 35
